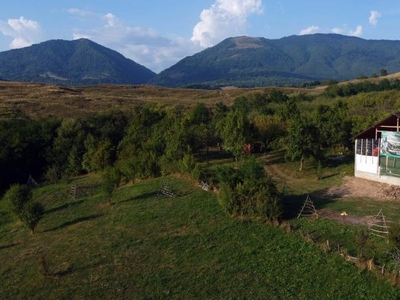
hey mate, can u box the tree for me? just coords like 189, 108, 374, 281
269, 89, 288, 103
101, 167, 121, 203
253, 114, 286, 152
278, 97, 300, 122
20, 201, 45, 235
0, 116, 60, 191
231, 96, 251, 114
310, 101, 352, 150
217, 157, 282, 222
3, 184, 44, 234
285, 117, 322, 171
83, 139, 115, 172
380, 68, 388, 77
50, 118, 86, 177
187, 102, 211, 125
3, 184, 31, 216
217, 110, 250, 162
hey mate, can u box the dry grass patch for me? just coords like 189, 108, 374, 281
0, 81, 321, 119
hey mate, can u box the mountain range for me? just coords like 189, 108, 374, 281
1, 34, 400, 87
150, 34, 400, 88
0, 39, 155, 85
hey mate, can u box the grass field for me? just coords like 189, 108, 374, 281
0, 81, 316, 119
2, 165, 400, 299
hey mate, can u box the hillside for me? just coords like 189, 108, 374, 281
150, 34, 400, 88
1, 173, 400, 298
0, 39, 156, 86
0, 81, 315, 119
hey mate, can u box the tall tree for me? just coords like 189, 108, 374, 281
285, 117, 322, 171
3, 184, 44, 234
50, 118, 86, 177
253, 114, 286, 152
217, 110, 250, 162
311, 101, 352, 150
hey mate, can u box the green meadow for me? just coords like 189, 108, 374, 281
1, 172, 400, 299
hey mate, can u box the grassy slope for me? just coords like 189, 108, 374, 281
0, 81, 314, 119
1, 72, 400, 119
1, 173, 400, 299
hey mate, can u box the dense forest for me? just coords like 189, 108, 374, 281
2, 78, 400, 196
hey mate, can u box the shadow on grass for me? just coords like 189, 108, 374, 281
325, 154, 353, 168
263, 155, 286, 166
282, 191, 339, 220
321, 172, 340, 180
196, 150, 234, 163
118, 191, 159, 204
46, 199, 85, 215
52, 266, 73, 277
43, 214, 103, 232
0, 242, 20, 250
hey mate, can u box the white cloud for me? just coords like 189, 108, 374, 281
331, 27, 343, 34
369, 11, 381, 27
69, 10, 201, 73
348, 25, 363, 37
0, 16, 41, 48
299, 23, 363, 38
299, 26, 320, 35
191, 0, 264, 47
103, 13, 119, 28
331, 25, 362, 37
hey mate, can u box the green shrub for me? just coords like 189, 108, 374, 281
179, 153, 196, 174
20, 201, 45, 234
3, 184, 32, 216
3, 184, 44, 234
44, 165, 62, 184
101, 167, 121, 202
217, 182, 235, 213
217, 157, 282, 221
190, 163, 203, 181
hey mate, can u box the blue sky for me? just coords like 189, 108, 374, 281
0, 0, 399, 73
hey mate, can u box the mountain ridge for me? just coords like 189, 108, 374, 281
0, 38, 156, 86
1, 34, 400, 88
150, 34, 400, 88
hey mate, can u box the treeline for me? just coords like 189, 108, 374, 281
1, 86, 400, 194
324, 78, 400, 98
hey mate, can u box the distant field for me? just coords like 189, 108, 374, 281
0, 81, 319, 119
2, 72, 400, 119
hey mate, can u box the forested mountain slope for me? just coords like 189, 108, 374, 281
150, 34, 400, 88
0, 39, 156, 85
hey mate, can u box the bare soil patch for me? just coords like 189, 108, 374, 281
317, 209, 372, 226
325, 176, 400, 201
320, 176, 400, 226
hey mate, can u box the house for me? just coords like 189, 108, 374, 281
353, 112, 400, 185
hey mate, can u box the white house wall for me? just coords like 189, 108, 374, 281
354, 154, 400, 185
355, 154, 379, 174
